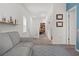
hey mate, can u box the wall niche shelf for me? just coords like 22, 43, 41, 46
0, 21, 17, 25
0, 16, 17, 25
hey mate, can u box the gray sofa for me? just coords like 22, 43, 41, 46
0, 31, 33, 56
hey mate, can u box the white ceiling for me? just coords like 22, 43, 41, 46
23, 3, 53, 16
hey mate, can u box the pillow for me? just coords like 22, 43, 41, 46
0, 33, 13, 55
7, 31, 20, 46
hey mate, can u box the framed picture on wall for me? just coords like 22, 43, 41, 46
56, 21, 63, 27
56, 14, 63, 20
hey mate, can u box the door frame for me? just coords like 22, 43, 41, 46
67, 6, 77, 50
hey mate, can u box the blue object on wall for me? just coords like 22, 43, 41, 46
77, 5, 79, 28
66, 3, 77, 10
66, 3, 79, 51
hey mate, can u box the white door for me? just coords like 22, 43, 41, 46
31, 16, 40, 38
68, 8, 76, 45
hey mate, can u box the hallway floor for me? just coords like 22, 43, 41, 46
33, 34, 52, 45
32, 34, 79, 56
32, 44, 79, 56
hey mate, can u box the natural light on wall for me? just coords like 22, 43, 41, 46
23, 16, 27, 32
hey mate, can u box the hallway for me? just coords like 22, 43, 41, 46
33, 34, 52, 45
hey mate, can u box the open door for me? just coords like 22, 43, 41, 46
67, 7, 77, 45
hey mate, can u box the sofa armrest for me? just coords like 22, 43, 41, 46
20, 37, 33, 42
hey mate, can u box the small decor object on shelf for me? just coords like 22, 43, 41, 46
0, 16, 17, 25
7, 20, 10, 23
56, 21, 63, 27
15, 19, 16, 24
10, 16, 12, 20
56, 14, 63, 20
10, 16, 13, 24
2, 18, 6, 22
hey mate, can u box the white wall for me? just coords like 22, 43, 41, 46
0, 3, 68, 44
19, 5, 41, 38
18, 4, 31, 37
29, 16, 40, 38
0, 3, 31, 37
0, 4, 20, 33
45, 16, 52, 40
0, 3, 42, 38
51, 3, 67, 44
21, 3, 67, 44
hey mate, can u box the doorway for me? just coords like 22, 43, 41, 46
33, 16, 52, 45
67, 6, 77, 45
39, 23, 45, 35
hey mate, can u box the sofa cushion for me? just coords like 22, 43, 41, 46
7, 31, 20, 46
20, 38, 33, 42
0, 33, 13, 55
4, 47, 32, 56
16, 42, 33, 47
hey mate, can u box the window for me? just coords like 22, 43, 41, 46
23, 16, 27, 32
